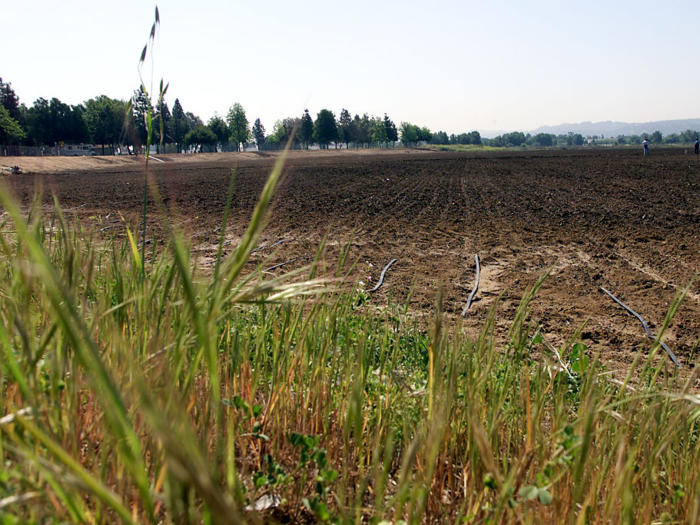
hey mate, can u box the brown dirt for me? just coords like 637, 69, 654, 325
4, 147, 700, 379
0, 148, 430, 175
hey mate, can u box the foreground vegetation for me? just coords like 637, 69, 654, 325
1, 155, 700, 524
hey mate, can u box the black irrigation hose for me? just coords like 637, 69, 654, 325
251, 238, 287, 254
600, 287, 681, 367
462, 254, 480, 316
368, 259, 398, 293
264, 257, 304, 272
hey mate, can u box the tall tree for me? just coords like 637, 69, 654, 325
0, 105, 25, 144
184, 125, 217, 153
25, 97, 89, 146
353, 114, 371, 146
171, 99, 188, 153
227, 103, 250, 152
252, 118, 266, 150
186, 112, 204, 130
313, 109, 338, 149
384, 114, 398, 144
337, 109, 354, 148
399, 122, 419, 146
0, 78, 22, 122
156, 99, 172, 152
370, 116, 388, 144
85, 96, 128, 155
131, 86, 152, 149
207, 114, 228, 151
298, 109, 314, 149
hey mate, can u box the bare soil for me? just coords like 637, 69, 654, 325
4, 147, 700, 378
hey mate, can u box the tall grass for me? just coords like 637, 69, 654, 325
1, 162, 700, 524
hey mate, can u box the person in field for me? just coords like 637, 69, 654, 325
642, 137, 649, 156
695, 138, 699, 154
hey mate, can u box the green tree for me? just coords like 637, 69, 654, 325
354, 114, 371, 146
186, 112, 204, 132
156, 99, 172, 152
0, 77, 22, 122
313, 109, 338, 148
338, 109, 354, 148
184, 125, 217, 152
24, 97, 91, 147
0, 105, 25, 144
171, 99, 188, 153
399, 122, 419, 146
418, 127, 432, 142
251, 118, 266, 150
430, 130, 449, 145
650, 130, 663, 144
370, 116, 388, 144
533, 133, 554, 147
680, 129, 700, 143
298, 109, 314, 149
227, 103, 250, 152
384, 114, 398, 144
131, 86, 152, 149
207, 114, 228, 151
85, 96, 128, 155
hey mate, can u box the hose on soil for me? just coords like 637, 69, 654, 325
264, 257, 305, 272
462, 254, 480, 316
368, 259, 398, 293
600, 287, 681, 367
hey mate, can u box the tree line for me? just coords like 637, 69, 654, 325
8, 75, 694, 154
0, 77, 485, 154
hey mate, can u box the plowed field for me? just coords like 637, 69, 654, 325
5, 148, 700, 376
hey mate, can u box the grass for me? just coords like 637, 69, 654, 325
3, 8, 700, 524
1, 156, 700, 524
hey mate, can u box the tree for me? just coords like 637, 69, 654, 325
25, 97, 90, 147
430, 131, 449, 145
186, 112, 204, 131
0, 105, 25, 144
651, 130, 663, 144
337, 109, 354, 148
313, 109, 338, 149
252, 118, 266, 150
504, 131, 526, 146
171, 99, 188, 153
0, 78, 22, 122
85, 96, 129, 155
353, 114, 371, 146
131, 86, 152, 149
680, 129, 700, 143
207, 114, 228, 151
370, 116, 388, 144
184, 125, 217, 152
157, 100, 172, 152
399, 122, 419, 146
298, 109, 314, 149
533, 133, 554, 147
469, 131, 482, 145
384, 114, 398, 144
227, 103, 250, 152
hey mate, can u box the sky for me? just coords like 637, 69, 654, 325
2, 0, 699, 136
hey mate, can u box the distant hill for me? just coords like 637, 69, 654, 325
530, 119, 700, 137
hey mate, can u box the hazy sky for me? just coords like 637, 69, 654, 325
2, 0, 698, 135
